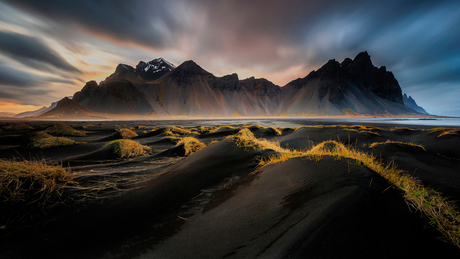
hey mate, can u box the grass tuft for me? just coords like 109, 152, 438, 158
196, 125, 218, 134
230, 129, 287, 154
164, 126, 192, 136
25, 131, 76, 149
176, 137, 206, 155
369, 140, 426, 151
2, 122, 33, 131
0, 159, 76, 225
137, 125, 147, 129
45, 123, 86, 136
116, 128, 138, 139
107, 139, 151, 158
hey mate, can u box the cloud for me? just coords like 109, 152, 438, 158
1, 0, 460, 112
0, 30, 80, 73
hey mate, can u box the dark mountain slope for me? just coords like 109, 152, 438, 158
41, 51, 423, 118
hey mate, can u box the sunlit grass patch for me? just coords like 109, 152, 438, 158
196, 125, 218, 134
116, 128, 138, 139
438, 129, 459, 138
0, 159, 76, 225
220, 125, 236, 129
45, 123, 86, 136
177, 137, 205, 155
369, 140, 426, 151
82, 124, 95, 129
230, 129, 287, 154
137, 125, 147, 129
106, 139, 151, 158
268, 126, 282, 136
30, 137, 76, 149
25, 131, 76, 149
164, 126, 192, 136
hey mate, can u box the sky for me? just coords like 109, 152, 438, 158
0, 0, 459, 116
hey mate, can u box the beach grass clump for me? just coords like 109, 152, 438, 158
45, 123, 86, 136
164, 126, 192, 136
437, 129, 459, 138
82, 124, 95, 129
25, 131, 76, 149
108, 139, 151, 158
137, 125, 147, 129
2, 122, 33, 131
196, 125, 218, 134
369, 140, 426, 151
0, 159, 76, 225
30, 136, 76, 149
117, 128, 138, 139
230, 129, 287, 154
177, 137, 205, 155
268, 126, 282, 136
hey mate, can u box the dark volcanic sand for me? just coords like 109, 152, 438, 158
0, 119, 459, 258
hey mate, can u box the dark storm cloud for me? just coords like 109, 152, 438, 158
0, 60, 36, 87
2, 0, 460, 113
3, 0, 181, 48
0, 60, 75, 88
0, 30, 80, 73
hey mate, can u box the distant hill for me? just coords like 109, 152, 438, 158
39, 51, 424, 119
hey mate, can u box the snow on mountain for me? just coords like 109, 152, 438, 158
134, 58, 175, 81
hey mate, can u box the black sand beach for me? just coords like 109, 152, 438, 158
0, 119, 459, 258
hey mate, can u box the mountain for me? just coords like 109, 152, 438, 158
40, 51, 424, 118
14, 101, 58, 118
403, 94, 428, 114
134, 58, 175, 81
0, 112, 16, 118
39, 97, 104, 119
279, 51, 415, 116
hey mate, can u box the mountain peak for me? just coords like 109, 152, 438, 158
134, 57, 175, 81
171, 60, 210, 77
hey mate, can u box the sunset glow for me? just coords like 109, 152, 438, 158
0, 0, 459, 115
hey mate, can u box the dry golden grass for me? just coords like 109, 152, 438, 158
249, 135, 460, 248
438, 129, 459, 137
369, 140, 426, 151
108, 139, 151, 158
137, 125, 147, 129
269, 126, 282, 136
177, 137, 206, 155
25, 131, 76, 149
45, 123, 86, 136
117, 128, 138, 139
82, 124, 95, 129
230, 129, 287, 154
196, 125, 218, 134
2, 122, 33, 131
0, 159, 76, 225
30, 137, 76, 149
164, 126, 192, 136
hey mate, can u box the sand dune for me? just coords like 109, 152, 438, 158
0, 120, 459, 258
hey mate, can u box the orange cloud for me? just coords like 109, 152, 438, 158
0, 101, 43, 114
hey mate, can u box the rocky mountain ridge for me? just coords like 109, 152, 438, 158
39, 51, 426, 118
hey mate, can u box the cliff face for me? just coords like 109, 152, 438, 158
403, 94, 428, 114
43, 51, 423, 118
279, 52, 413, 116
